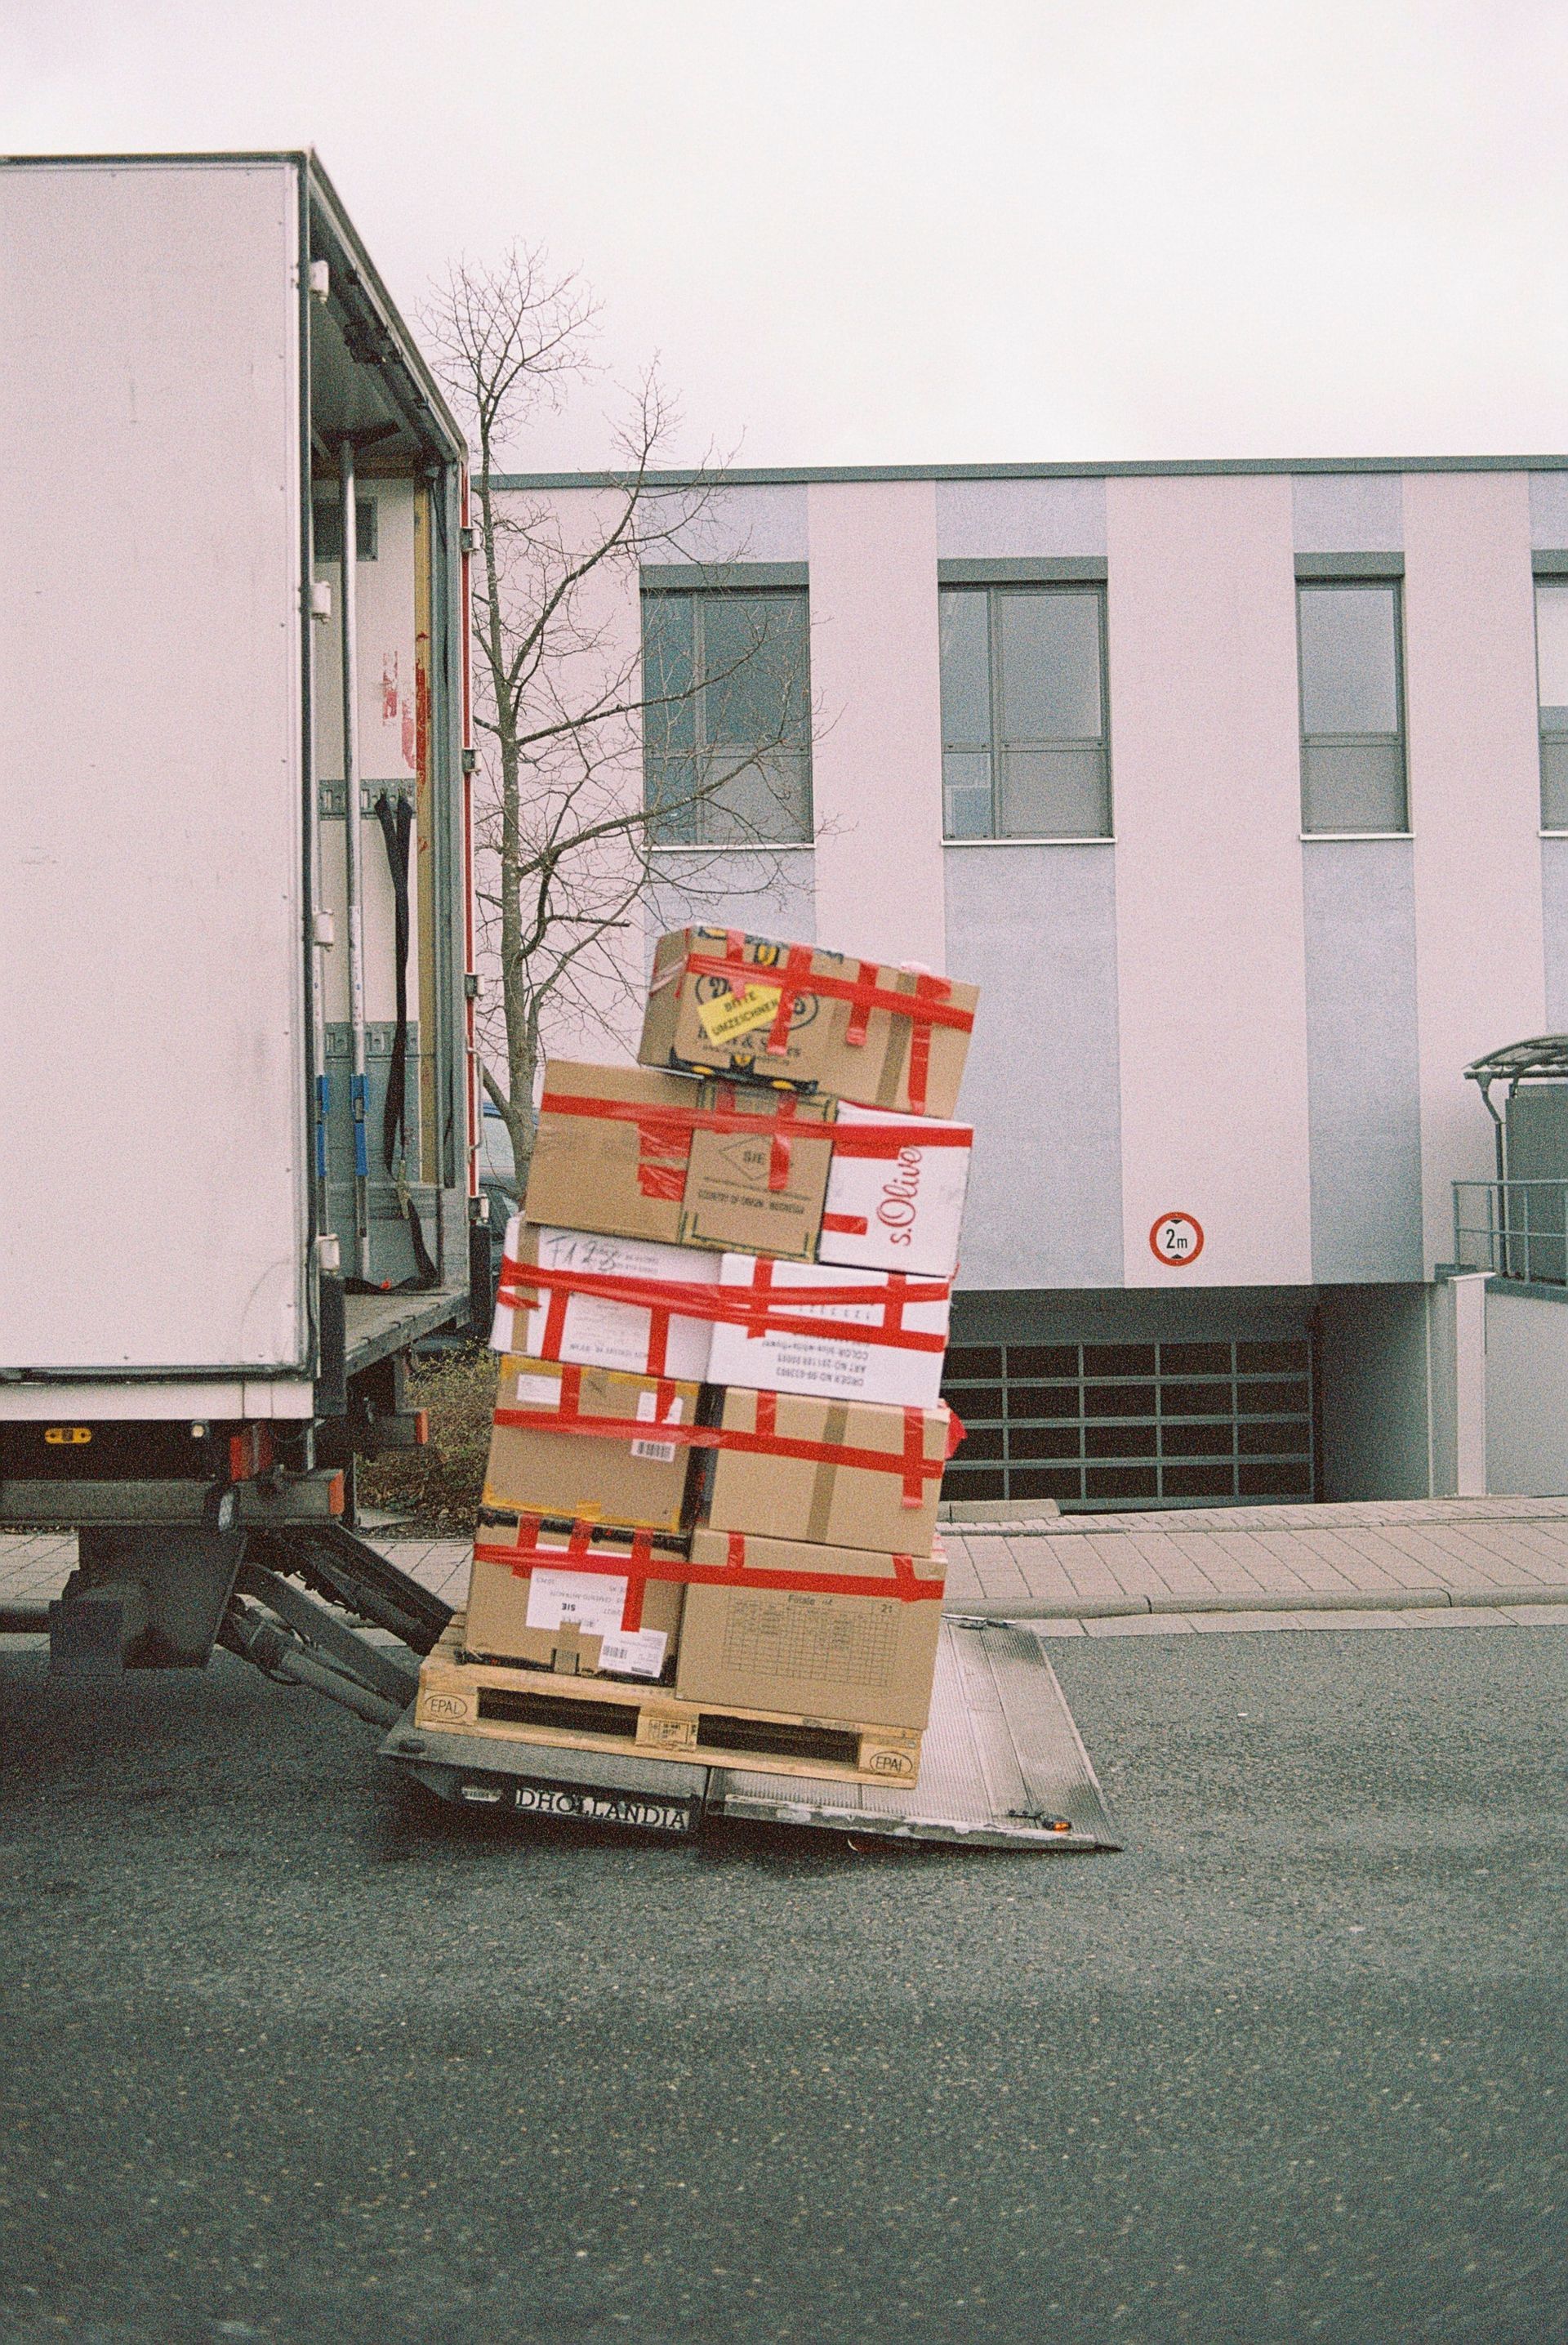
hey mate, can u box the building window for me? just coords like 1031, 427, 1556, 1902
939, 585, 1111, 840
642, 589, 812, 845
941, 1338, 1314, 1509
1535, 581, 1568, 830
1297, 581, 1406, 833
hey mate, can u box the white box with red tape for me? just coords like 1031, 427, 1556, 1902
817, 1101, 971, 1279
492, 1218, 951, 1407
705, 1254, 951, 1410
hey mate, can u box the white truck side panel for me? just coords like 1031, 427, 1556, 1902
1, 162, 309, 1375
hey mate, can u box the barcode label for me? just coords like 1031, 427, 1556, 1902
630, 1389, 682, 1465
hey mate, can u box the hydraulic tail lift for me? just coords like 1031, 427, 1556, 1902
379, 1616, 1120, 1849
2, 1560, 1118, 1850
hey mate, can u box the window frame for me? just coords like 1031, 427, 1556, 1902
1533, 571, 1568, 835
1295, 574, 1410, 838
311, 493, 378, 564
640, 580, 814, 850
938, 579, 1114, 844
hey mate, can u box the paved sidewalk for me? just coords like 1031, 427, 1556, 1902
8, 1496, 1568, 1629
939, 1496, 1568, 1621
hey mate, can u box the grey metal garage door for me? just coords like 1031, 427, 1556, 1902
940, 1338, 1315, 1510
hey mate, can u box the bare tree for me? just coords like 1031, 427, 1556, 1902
421, 247, 813, 1202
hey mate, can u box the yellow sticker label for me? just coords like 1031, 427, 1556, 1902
694, 983, 783, 1048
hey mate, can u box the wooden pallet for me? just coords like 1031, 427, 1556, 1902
412, 1617, 923, 1787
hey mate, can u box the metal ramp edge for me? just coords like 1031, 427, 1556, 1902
706, 1618, 1120, 1851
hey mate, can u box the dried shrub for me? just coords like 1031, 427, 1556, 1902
358, 1344, 497, 1534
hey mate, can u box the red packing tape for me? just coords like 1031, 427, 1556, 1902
538, 1087, 971, 1157
689, 945, 973, 1037
474, 1516, 944, 1604
497, 1252, 952, 1357
490, 1393, 949, 1507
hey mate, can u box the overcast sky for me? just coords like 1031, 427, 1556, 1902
6, 0, 1567, 471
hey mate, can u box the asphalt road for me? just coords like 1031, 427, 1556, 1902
0, 1623, 1564, 2345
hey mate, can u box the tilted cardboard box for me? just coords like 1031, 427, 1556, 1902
694, 1387, 950, 1556
675, 1529, 947, 1731
482, 1355, 702, 1534
639, 925, 978, 1120
523, 1060, 835, 1262
466, 1518, 685, 1680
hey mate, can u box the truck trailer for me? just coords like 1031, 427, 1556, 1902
0, 150, 481, 1690
0, 152, 1114, 1852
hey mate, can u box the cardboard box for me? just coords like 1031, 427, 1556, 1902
817, 1100, 972, 1279
522, 1059, 969, 1275
640, 925, 978, 1120
697, 1388, 949, 1556
675, 1530, 947, 1730
523, 1059, 835, 1261
466, 1519, 685, 1679
483, 1354, 701, 1533
706, 1253, 951, 1410
492, 1218, 718, 1380
678, 1080, 835, 1259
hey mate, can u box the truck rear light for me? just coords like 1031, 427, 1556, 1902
327, 1471, 345, 1517
413, 1410, 429, 1447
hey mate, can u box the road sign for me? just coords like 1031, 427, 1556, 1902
1150, 1212, 1204, 1266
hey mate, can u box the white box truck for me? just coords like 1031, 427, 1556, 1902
0, 152, 480, 1690
0, 151, 1114, 1850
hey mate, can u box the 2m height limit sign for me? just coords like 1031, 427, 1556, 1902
1150, 1212, 1204, 1266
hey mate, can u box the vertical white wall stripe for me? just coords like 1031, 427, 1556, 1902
1107, 474, 1313, 1286
1404, 472, 1544, 1273
806, 482, 947, 970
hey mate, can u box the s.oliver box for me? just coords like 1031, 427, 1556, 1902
817, 1101, 971, 1279
493, 1219, 952, 1410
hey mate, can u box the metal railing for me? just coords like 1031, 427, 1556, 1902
1453, 1179, 1568, 1286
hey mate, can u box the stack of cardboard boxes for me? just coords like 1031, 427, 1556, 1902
431, 925, 980, 1784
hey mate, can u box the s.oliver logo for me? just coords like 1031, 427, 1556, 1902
875, 1146, 924, 1246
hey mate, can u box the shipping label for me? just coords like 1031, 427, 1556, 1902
694, 983, 783, 1047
